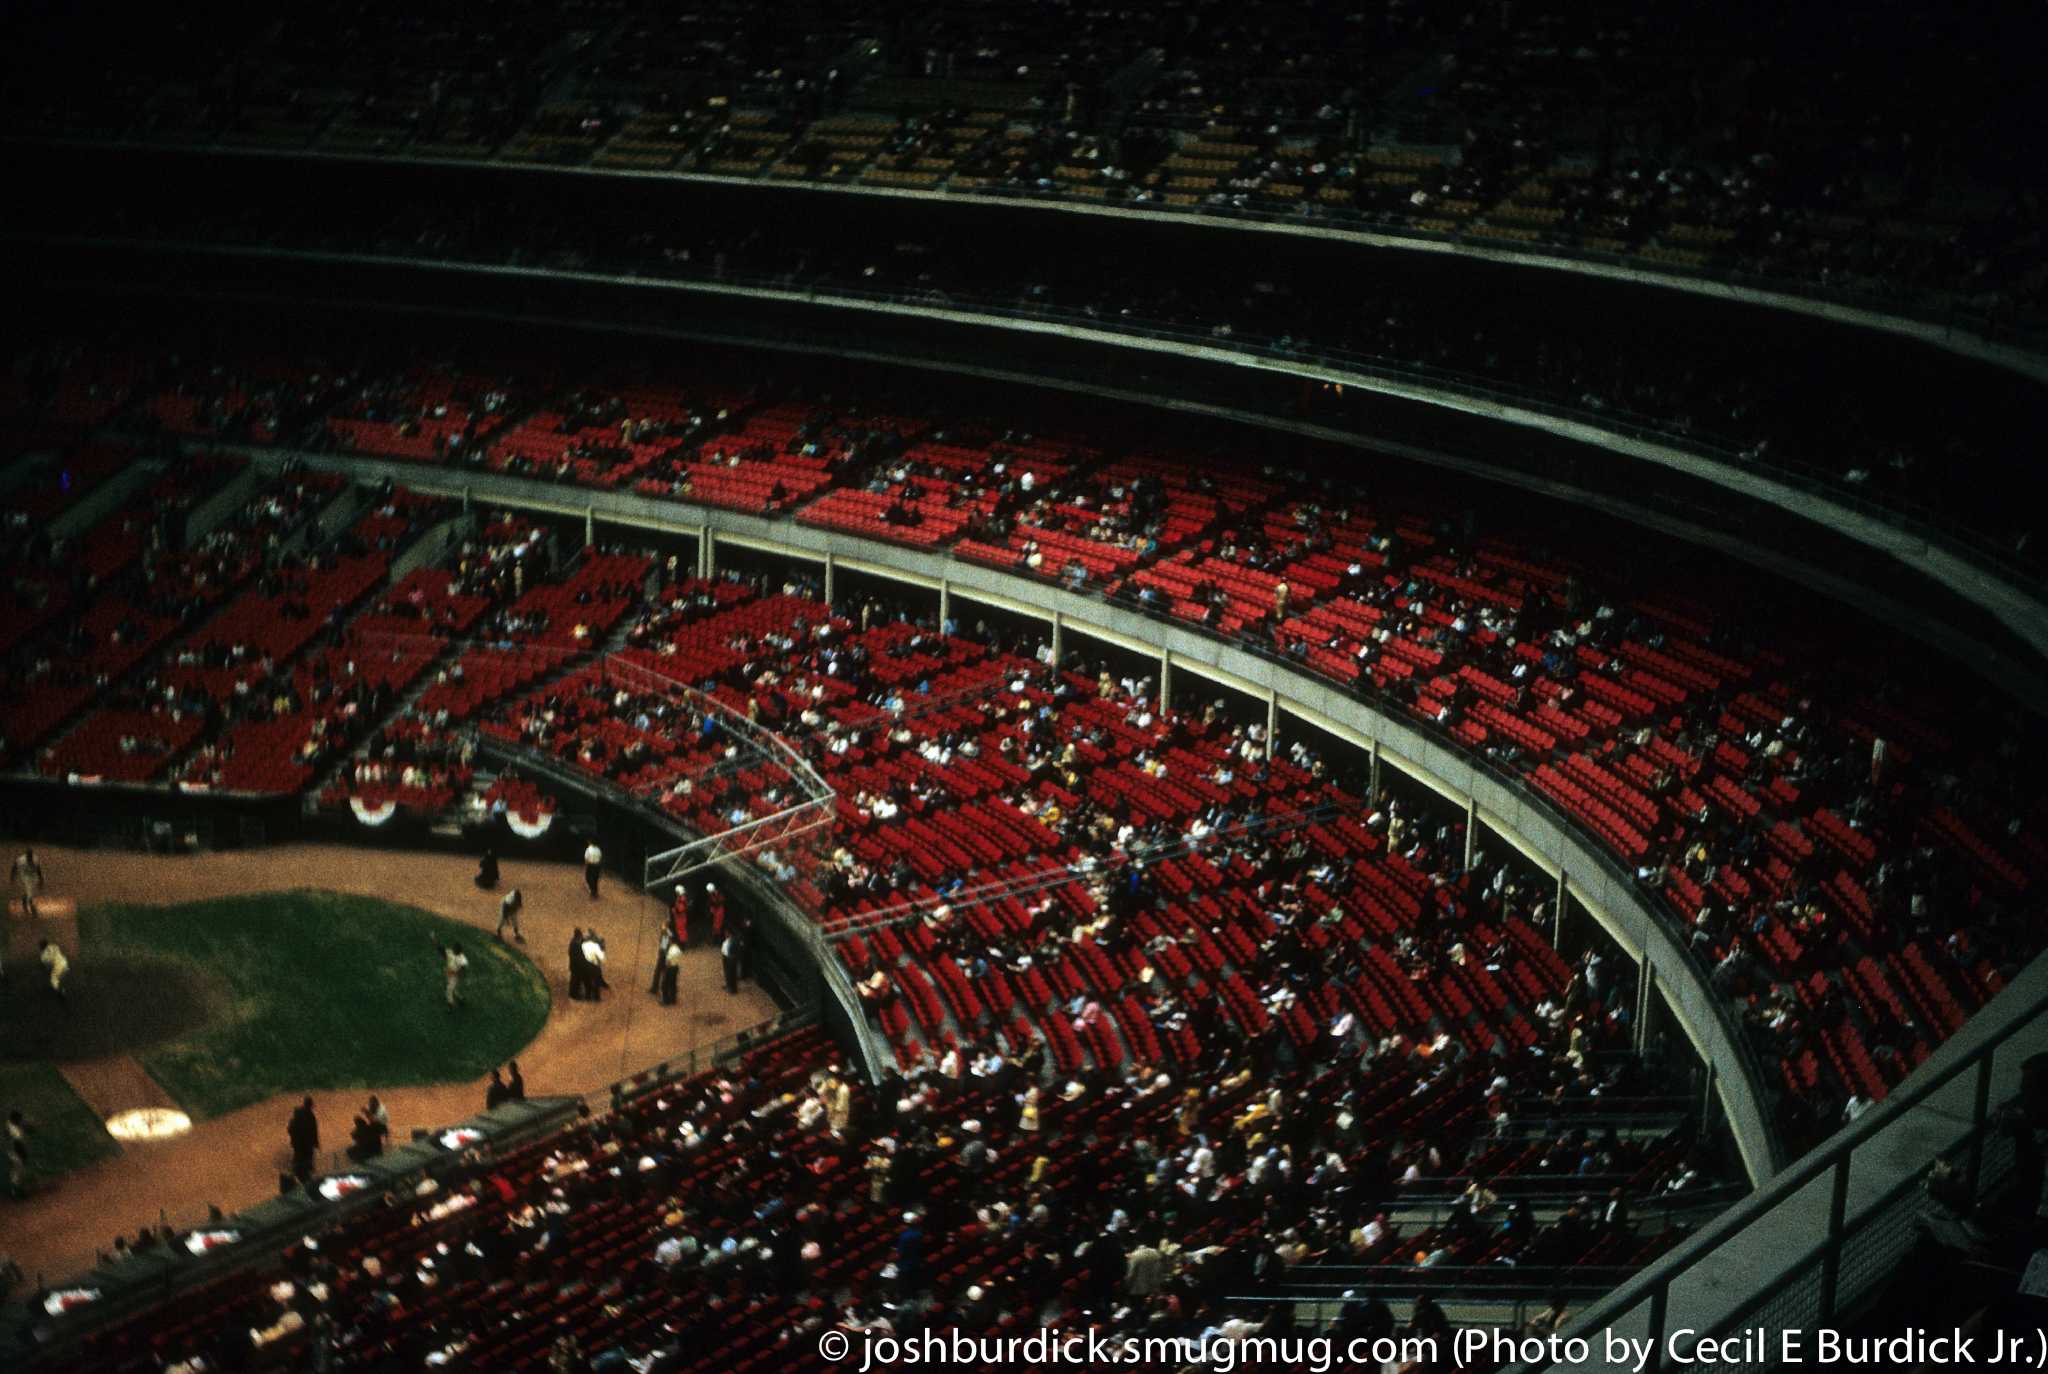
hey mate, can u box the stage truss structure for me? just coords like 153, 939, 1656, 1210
342, 625, 835, 890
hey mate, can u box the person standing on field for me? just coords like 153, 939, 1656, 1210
6, 1111, 32, 1175
496, 888, 525, 943
670, 885, 691, 947
11, 849, 42, 919
661, 937, 684, 1006
649, 923, 672, 996
580, 930, 610, 998
288, 1097, 320, 1181
706, 882, 726, 944
437, 940, 469, 1009
568, 927, 589, 999
583, 841, 604, 899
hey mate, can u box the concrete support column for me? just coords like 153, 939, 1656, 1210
702, 529, 716, 579
1634, 959, 1656, 1053
1463, 796, 1478, 873
585, 505, 596, 547
823, 552, 836, 606
1050, 611, 1064, 665
462, 486, 472, 516
1159, 651, 1173, 713
1368, 738, 1381, 795
1266, 691, 1279, 755
939, 578, 951, 629
1554, 870, 1569, 948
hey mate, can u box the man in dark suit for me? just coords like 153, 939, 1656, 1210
568, 927, 589, 1000
288, 1098, 320, 1180
649, 925, 672, 995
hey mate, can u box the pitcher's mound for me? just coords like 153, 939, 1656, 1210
0, 954, 223, 1062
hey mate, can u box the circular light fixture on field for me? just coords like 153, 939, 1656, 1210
105, 1107, 193, 1141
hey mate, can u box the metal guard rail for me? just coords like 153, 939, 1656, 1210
1520, 979, 2048, 1374
603, 1005, 820, 1109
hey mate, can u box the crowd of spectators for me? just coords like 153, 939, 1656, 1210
11, 330, 2048, 1145
11, 0, 2044, 328
45, 188, 2035, 570
9, 320, 2048, 1366
34, 1000, 1703, 1372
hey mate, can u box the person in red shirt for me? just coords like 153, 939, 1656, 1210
670, 885, 691, 947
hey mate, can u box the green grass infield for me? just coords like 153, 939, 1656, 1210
87, 889, 551, 1119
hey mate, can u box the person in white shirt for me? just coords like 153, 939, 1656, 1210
653, 1233, 697, 1269
38, 939, 68, 1004
583, 842, 604, 899
660, 938, 683, 1006
437, 942, 468, 1009
495, 888, 525, 943
580, 933, 609, 997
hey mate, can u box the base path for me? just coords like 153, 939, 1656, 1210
9, 896, 77, 920
57, 1056, 181, 1120
0, 842, 781, 1282
2, 894, 79, 966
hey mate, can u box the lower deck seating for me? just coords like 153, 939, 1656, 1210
39, 1019, 1697, 1374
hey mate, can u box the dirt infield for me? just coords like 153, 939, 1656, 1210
0, 842, 779, 1282
0, 949, 225, 1064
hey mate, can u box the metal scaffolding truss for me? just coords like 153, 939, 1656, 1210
604, 655, 839, 891
349, 626, 837, 891
634, 659, 1050, 887
643, 797, 838, 889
